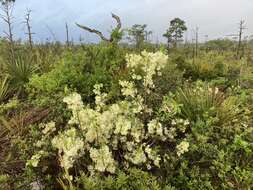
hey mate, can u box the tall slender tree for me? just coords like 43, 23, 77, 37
163, 18, 187, 50
127, 24, 152, 49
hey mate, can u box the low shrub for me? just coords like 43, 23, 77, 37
18, 51, 253, 190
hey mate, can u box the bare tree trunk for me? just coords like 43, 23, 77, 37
195, 27, 199, 58
174, 36, 178, 48
167, 38, 170, 53
65, 22, 70, 47
24, 9, 34, 50
1, 1, 15, 61
237, 20, 246, 59
192, 38, 195, 64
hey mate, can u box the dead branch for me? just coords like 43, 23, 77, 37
112, 13, 121, 31
76, 23, 110, 42
76, 13, 122, 43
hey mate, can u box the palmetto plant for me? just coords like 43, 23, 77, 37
5, 55, 37, 95
174, 83, 225, 121
0, 76, 9, 103
174, 82, 249, 127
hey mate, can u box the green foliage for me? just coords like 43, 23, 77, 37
159, 83, 253, 189
175, 51, 245, 87
0, 76, 9, 103
110, 28, 124, 44
27, 44, 125, 111
77, 168, 174, 190
0, 174, 10, 190
147, 58, 183, 109
205, 39, 235, 52
172, 81, 250, 128
32, 46, 63, 73
28, 52, 86, 94
0, 97, 18, 115
127, 24, 152, 49
163, 18, 187, 49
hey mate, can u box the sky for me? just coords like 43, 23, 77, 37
1, 0, 253, 43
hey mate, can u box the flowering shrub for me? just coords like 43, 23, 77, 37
26, 51, 191, 188
22, 51, 253, 189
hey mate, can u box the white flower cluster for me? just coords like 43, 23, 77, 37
93, 84, 108, 110
63, 93, 84, 125
126, 51, 168, 90
148, 119, 164, 137
119, 80, 137, 98
63, 93, 83, 111
90, 145, 116, 173
171, 118, 190, 133
176, 141, 190, 157
52, 128, 84, 169
42, 122, 56, 135
160, 98, 191, 140
59, 89, 189, 173
59, 86, 166, 172
145, 146, 161, 168
125, 146, 147, 165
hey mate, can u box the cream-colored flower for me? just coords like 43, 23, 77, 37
119, 80, 137, 98
215, 87, 219, 94
184, 120, 190, 126
93, 84, 107, 110
63, 93, 83, 111
144, 145, 161, 168
148, 119, 163, 137
90, 145, 116, 173
176, 141, 190, 157
126, 147, 147, 165
164, 127, 177, 140
93, 84, 104, 95
42, 122, 56, 135
171, 120, 177, 125
132, 74, 142, 80
126, 51, 168, 90
52, 128, 84, 169
114, 116, 132, 136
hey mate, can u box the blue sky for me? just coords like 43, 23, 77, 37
1, 0, 253, 43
